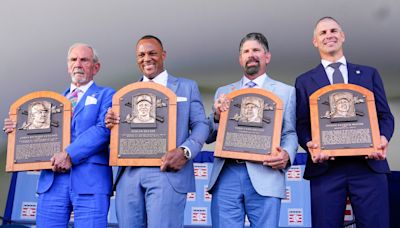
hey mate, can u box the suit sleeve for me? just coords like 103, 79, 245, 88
205, 87, 222, 144
280, 87, 298, 167
372, 69, 395, 141
180, 82, 209, 159
295, 77, 312, 152
66, 88, 115, 165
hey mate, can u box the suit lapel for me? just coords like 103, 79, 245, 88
73, 83, 99, 118
228, 80, 242, 92
262, 76, 277, 93
167, 75, 179, 93
347, 62, 361, 85
311, 64, 331, 88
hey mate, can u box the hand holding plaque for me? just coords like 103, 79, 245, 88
214, 88, 283, 162
5, 91, 71, 172
309, 84, 382, 158
109, 82, 177, 166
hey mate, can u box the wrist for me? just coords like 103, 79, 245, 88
213, 112, 220, 123
180, 147, 192, 160
65, 152, 72, 163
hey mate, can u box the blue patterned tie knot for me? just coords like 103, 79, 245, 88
245, 81, 257, 88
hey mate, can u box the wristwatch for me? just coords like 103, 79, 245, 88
181, 147, 192, 160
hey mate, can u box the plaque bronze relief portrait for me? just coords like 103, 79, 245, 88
310, 84, 381, 157
110, 82, 177, 166
6, 91, 71, 172
215, 88, 283, 162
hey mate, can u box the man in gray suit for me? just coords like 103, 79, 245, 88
105, 35, 209, 228
207, 32, 298, 227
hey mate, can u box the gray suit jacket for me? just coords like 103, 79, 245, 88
207, 76, 298, 198
114, 74, 210, 193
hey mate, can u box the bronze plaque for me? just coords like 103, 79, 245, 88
6, 91, 71, 172
214, 88, 283, 162
310, 84, 381, 157
110, 82, 177, 166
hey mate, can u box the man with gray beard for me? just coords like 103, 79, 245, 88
206, 32, 298, 227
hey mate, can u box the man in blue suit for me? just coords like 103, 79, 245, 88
3, 43, 115, 227
105, 35, 209, 228
207, 32, 298, 227
295, 17, 394, 228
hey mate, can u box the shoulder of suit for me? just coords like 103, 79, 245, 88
268, 78, 294, 90
218, 80, 241, 90
347, 62, 377, 72
91, 83, 116, 94
214, 81, 240, 95
169, 74, 198, 85
296, 64, 321, 81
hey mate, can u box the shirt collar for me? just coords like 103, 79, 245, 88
142, 70, 168, 87
321, 56, 347, 70
70, 80, 93, 94
242, 73, 267, 88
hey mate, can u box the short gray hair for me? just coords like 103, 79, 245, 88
67, 43, 99, 63
313, 16, 343, 37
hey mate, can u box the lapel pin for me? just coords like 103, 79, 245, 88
355, 70, 361, 74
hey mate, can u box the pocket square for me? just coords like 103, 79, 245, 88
85, 96, 97, 105
177, 96, 187, 102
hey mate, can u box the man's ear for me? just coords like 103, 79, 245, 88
93, 62, 101, 75
312, 37, 318, 48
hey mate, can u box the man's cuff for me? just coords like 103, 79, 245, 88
180, 146, 192, 160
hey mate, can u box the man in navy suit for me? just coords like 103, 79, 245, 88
207, 32, 298, 227
295, 17, 394, 227
4, 43, 115, 227
105, 35, 209, 228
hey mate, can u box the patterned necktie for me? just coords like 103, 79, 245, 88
329, 62, 344, 84
68, 88, 80, 115
245, 81, 257, 88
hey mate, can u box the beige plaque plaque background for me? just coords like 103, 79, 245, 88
310, 84, 381, 157
6, 91, 71, 172
110, 82, 177, 166
215, 88, 283, 162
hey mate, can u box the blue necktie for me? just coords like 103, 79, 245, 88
245, 81, 257, 88
329, 62, 344, 84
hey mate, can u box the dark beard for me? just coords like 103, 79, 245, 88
245, 64, 260, 75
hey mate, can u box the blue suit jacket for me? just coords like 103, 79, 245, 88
207, 76, 298, 198
295, 63, 395, 179
114, 74, 209, 193
37, 82, 115, 195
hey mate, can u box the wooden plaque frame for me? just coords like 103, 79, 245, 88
6, 91, 71, 172
214, 88, 283, 162
110, 82, 177, 166
310, 84, 381, 157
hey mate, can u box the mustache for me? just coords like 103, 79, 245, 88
245, 57, 259, 66
73, 68, 84, 74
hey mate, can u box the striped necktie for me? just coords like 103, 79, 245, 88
68, 88, 80, 114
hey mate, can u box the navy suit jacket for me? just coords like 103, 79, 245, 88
37, 82, 115, 195
114, 74, 209, 193
295, 62, 394, 179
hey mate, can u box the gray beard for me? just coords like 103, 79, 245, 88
71, 75, 88, 84
245, 65, 260, 76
